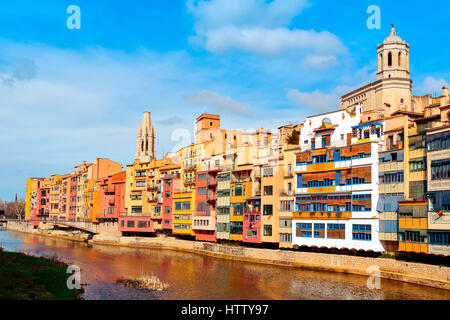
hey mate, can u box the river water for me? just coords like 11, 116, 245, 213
0, 227, 448, 300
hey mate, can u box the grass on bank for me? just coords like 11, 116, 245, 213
0, 247, 83, 300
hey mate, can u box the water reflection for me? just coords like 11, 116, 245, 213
0, 227, 449, 300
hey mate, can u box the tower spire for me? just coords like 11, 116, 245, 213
135, 111, 156, 163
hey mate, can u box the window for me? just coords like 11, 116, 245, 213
263, 186, 273, 196
263, 168, 273, 177
175, 201, 190, 211
388, 51, 392, 66
263, 204, 273, 215
280, 200, 294, 212
198, 187, 207, 195
280, 233, 292, 243
137, 221, 147, 228
429, 232, 450, 245
279, 219, 292, 228
352, 224, 372, 241
327, 223, 345, 239
164, 206, 170, 214
234, 184, 243, 196
164, 191, 171, 198
263, 225, 272, 236
131, 206, 142, 214
314, 223, 325, 238
126, 220, 135, 228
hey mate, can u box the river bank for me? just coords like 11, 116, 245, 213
4, 222, 450, 291
0, 247, 83, 300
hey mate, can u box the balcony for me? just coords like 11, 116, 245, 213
192, 216, 216, 231
147, 195, 158, 203
279, 189, 294, 196
184, 178, 196, 185
231, 176, 251, 183
147, 185, 160, 192
184, 165, 197, 172
283, 170, 294, 178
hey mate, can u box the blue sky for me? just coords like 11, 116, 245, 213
1, 0, 449, 200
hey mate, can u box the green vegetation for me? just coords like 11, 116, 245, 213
378, 253, 396, 260
117, 275, 169, 291
0, 248, 83, 300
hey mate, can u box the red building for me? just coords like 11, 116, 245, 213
119, 216, 154, 234
162, 173, 179, 233
243, 196, 262, 243
193, 170, 219, 242
69, 174, 79, 221
98, 171, 126, 222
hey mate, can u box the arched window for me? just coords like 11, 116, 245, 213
388, 52, 392, 66
379, 53, 383, 67
398, 52, 402, 66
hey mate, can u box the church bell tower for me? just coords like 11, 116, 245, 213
135, 111, 155, 163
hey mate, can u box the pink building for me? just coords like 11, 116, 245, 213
68, 174, 78, 221
243, 196, 262, 244
162, 173, 178, 233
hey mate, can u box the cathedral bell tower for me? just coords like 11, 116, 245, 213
377, 25, 410, 80
135, 111, 155, 163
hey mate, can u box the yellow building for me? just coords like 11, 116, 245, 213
25, 178, 44, 219
172, 190, 195, 237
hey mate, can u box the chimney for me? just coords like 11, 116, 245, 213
443, 86, 449, 97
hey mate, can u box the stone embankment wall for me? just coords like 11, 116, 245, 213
5, 221, 89, 242
90, 234, 450, 291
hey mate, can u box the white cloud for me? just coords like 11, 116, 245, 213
187, 0, 346, 61
287, 89, 338, 111
303, 54, 338, 70
197, 27, 346, 56
415, 76, 448, 95
187, 0, 309, 31
183, 90, 255, 116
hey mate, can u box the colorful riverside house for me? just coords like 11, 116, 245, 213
216, 171, 231, 241
292, 107, 386, 252
48, 175, 62, 221
396, 86, 450, 254
172, 188, 195, 238
98, 171, 126, 222
59, 174, 70, 221
243, 195, 261, 243
426, 125, 450, 255
277, 125, 302, 248
159, 163, 181, 234
68, 174, 79, 222
72, 159, 123, 222
193, 165, 220, 242
376, 113, 407, 253
36, 178, 51, 222
25, 178, 45, 220
161, 171, 180, 234
230, 165, 252, 242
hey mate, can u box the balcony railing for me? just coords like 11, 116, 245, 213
279, 189, 294, 196
283, 170, 294, 178
231, 176, 252, 183
184, 178, 196, 185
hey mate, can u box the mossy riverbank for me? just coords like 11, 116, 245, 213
0, 247, 83, 300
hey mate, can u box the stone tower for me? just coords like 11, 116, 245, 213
135, 111, 155, 163
377, 25, 410, 80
